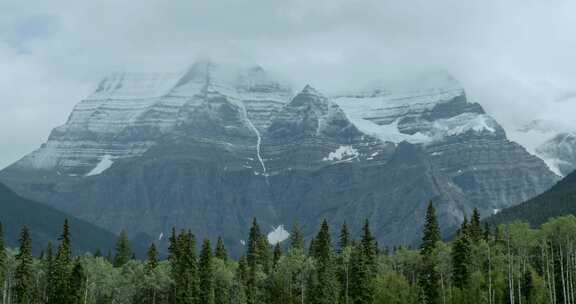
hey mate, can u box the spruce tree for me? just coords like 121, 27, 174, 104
470, 208, 483, 242
215, 236, 228, 262
69, 261, 86, 304
419, 201, 441, 304
290, 221, 305, 251
452, 225, 471, 289
14, 226, 33, 304
360, 220, 377, 273
114, 230, 132, 267
146, 243, 159, 273
309, 220, 339, 304
44, 242, 55, 304
339, 222, 350, 252
176, 230, 200, 304
51, 219, 73, 304
199, 239, 215, 304
483, 222, 491, 241
273, 243, 282, 267
246, 218, 262, 304
348, 220, 377, 304
308, 239, 316, 257
0, 222, 5, 298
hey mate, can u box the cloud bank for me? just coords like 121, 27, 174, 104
1, 0, 575, 168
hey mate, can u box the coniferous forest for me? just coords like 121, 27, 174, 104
2, 202, 576, 304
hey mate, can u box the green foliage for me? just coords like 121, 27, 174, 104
339, 222, 350, 252
114, 230, 133, 268
50, 219, 73, 304
348, 220, 378, 304
146, 243, 159, 273
0, 222, 5, 297
199, 239, 215, 304
7, 211, 576, 304
470, 208, 483, 243
290, 221, 305, 251
273, 243, 282, 268
452, 227, 471, 289
419, 201, 441, 304
14, 226, 33, 304
309, 219, 340, 304
215, 236, 228, 262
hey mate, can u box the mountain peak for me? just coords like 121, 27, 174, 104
301, 84, 321, 96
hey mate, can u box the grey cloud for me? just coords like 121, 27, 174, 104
0, 0, 575, 168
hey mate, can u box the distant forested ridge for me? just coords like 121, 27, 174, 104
0, 182, 148, 256
488, 169, 576, 228
2, 201, 575, 304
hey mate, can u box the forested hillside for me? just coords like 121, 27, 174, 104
0, 182, 145, 256
488, 169, 576, 227
1, 202, 573, 304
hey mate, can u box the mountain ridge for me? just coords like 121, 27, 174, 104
0, 60, 558, 255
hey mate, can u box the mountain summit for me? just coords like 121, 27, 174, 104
0, 60, 558, 255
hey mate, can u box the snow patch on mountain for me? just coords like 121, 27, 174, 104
323, 146, 360, 162
431, 113, 497, 138
267, 225, 290, 244
346, 117, 430, 144
86, 155, 114, 176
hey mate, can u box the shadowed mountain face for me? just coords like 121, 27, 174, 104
0, 182, 142, 256
487, 169, 576, 228
0, 61, 558, 255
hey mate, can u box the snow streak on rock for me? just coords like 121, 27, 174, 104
85, 155, 114, 176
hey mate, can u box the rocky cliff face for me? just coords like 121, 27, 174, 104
0, 61, 558, 254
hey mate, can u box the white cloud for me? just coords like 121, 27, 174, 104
1, 0, 576, 169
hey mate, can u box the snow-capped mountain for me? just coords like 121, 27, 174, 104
0, 60, 558, 255
12, 60, 292, 177
510, 94, 576, 177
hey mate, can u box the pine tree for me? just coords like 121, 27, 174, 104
114, 230, 132, 267
177, 230, 199, 304
44, 242, 55, 304
360, 220, 377, 273
421, 202, 441, 255
339, 222, 350, 252
51, 219, 73, 304
246, 218, 262, 304
146, 243, 159, 273
469, 208, 483, 242
348, 220, 377, 304
106, 250, 113, 263
452, 225, 471, 289
273, 243, 282, 267
0, 222, 5, 298
69, 261, 86, 304
419, 201, 441, 304
309, 220, 340, 304
483, 222, 491, 241
14, 226, 33, 304
290, 221, 305, 251
308, 239, 316, 256
215, 236, 228, 262
199, 239, 215, 304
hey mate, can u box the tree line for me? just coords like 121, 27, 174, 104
1, 201, 576, 303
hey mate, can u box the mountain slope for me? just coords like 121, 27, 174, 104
0, 61, 558, 255
487, 170, 576, 227
0, 182, 130, 255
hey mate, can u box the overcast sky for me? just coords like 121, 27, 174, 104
1, 0, 575, 169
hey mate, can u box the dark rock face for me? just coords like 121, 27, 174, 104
0, 63, 559, 255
